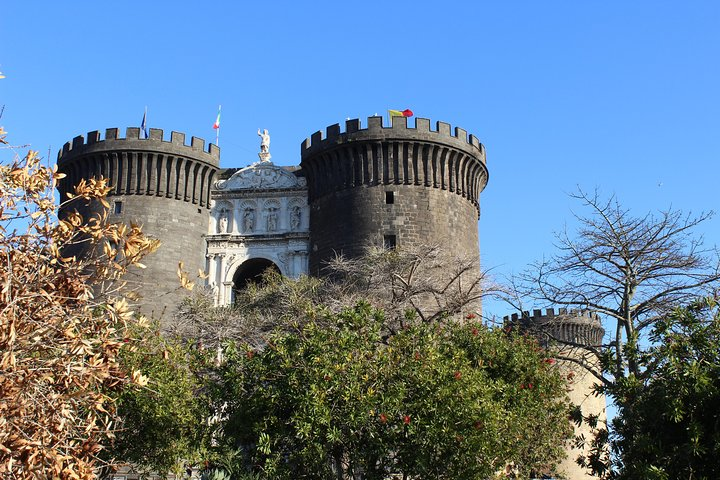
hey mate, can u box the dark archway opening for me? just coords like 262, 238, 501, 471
232, 258, 281, 292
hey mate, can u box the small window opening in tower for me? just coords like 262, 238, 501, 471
384, 234, 397, 250
385, 191, 395, 204
113, 200, 123, 215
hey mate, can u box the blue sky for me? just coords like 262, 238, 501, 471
2, 1, 719, 321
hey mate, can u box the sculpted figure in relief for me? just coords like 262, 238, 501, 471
243, 208, 255, 233
290, 205, 301, 230
218, 210, 228, 234
258, 129, 270, 153
267, 207, 278, 232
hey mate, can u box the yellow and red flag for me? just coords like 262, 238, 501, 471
388, 109, 413, 118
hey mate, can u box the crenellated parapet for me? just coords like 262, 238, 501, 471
57, 127, 220, 208
300, 116, 488, 213
301, 116, 485, 157
504, 308, 605, 348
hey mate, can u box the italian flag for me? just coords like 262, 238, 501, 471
213, 106, 221, 129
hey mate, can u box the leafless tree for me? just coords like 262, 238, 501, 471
514, 188, 720, 385
168, 244, 498, 348
323, 244, 489, 326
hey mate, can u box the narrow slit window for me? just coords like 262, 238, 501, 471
385, 191, 395, 204
113, 200, 123, 215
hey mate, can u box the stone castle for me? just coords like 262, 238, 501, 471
56, 115, 604, 479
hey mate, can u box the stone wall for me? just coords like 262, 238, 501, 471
301, 116, 488, 275
308, 184, 480, 272
107, 194, 210, 319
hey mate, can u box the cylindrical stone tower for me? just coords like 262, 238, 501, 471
56, 127, 220, 321
300, 116, 489, 274
508, 308, 606, 480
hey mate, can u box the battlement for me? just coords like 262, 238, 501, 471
301, 116, 485, 160
504, 308, 605, 347
58, 127, 220, 165
56, 127, 220, 208
300, 116, 489, 208
503, 308, 601, 325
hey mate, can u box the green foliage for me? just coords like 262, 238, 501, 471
105, 324, 213, 475
214, 303, 571, 479
201, 468, 233, 480
610, 297, 720, 479
169, 272, 329, 350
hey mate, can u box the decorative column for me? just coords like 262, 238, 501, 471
207, 253, 219, 305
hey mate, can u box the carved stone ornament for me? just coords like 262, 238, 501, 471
290, 205, 301, 230
225, 254, 238, 273
215, 163, 307, 190
278, 251, 290, 267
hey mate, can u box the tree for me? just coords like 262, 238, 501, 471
0, 128, 158, 478
514, 189, 720, 476
320, 244, 489, 325
165, 246, 574, 479
169, 244, 495, 349
213, 303, 572, 479
609, 297, 720, 479
103, 324, 213, 477
517, 189, 720, 387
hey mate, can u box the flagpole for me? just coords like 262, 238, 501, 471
216, 104, 221, 147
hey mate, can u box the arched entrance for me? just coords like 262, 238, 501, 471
232, 258, 281, 291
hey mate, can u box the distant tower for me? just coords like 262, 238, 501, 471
300, 116, 489, 275
508, 308, 606, 480
56, 127, 220, 320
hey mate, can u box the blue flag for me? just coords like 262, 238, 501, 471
140, 109, 148, 139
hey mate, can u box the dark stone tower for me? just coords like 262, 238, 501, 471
56, 127, 220, 320
300, 116, 489, 274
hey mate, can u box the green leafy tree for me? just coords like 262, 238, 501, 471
104, 325, 214, 476
214, 303, 572, 479
609, 297, 720, 479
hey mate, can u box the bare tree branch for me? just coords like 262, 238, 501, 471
513, 188, 720, 386
170, 244, 500, 347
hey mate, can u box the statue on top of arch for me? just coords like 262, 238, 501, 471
258, 128, 271, 162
